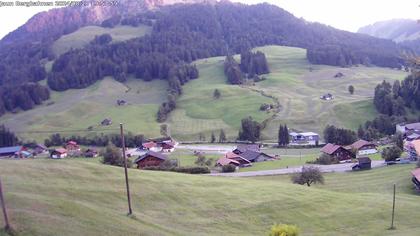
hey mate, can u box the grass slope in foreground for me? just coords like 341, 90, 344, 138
1, 159, 420, 235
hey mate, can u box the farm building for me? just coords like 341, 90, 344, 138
142, 137, 178, 153
134, 151, 167, 168
233, 144, 261, 154
239, 150, 276, 163
66, 141, 80, 152
348, 140, 378, 156
217, 152, 252, 167
289, 132, 320, 145
321, 143, 354, 161
84, 148, 99, 158
0, 146, 24, 157
411, 168, 420, 190
320, 93, 333, 100
101, 118, 112, 126
352, 157, 372, 171
33, 144, 48, 155
396, 122, 420, 134
142, 141, 162, 152
50, 148, 68, 159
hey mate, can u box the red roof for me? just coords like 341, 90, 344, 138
412, 168, 420, 181
321, 143, 342, 155
55, 148, 67, 154
217, 157, 240, 166
224, 152, 251, 164
142, 142, 157, 149
67, 141, 77, 145
412, 140, 420, 155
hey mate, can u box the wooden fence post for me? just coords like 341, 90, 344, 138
0, 177, 11, 231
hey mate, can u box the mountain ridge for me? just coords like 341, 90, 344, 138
357, 19, 420, 43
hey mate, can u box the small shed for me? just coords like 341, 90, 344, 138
352, 157, 372, 171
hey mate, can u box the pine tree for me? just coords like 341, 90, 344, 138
211, 132, 216, 143
219, 129, 226, 143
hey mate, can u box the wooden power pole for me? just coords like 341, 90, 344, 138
120, 123, 133, 215
0, 177, 11, 231
390, 183, 396, 230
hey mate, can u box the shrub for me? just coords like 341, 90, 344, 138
314, 153, 338, 165
382, 145, 402, 162
269, 224, 300, 236
222, 164, 237, 173
101, 143, 132, 167
143, 166, 210, 174
292, 166, 324, 187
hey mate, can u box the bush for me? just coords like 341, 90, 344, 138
143, 166, 210, 174
101, 143, 132, 167
269, 224, 300, 236
313, 153, 338, 165
222, 164, 237, 173
382, 145, 402, 162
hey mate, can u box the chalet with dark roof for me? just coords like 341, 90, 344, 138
239, 150, 276, 163
233, 144, 260, 154
134, 151, 167, 168
321, 143, 354, 161
348, 140, 377, 156
352, 157, 372, 171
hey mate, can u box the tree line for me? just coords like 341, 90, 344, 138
44, 132, 145, 148
0, 125, 20, 148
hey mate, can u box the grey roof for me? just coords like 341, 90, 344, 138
0, 146, 22, 154
134, 151, 166, 163
240, 150, 274, 161
235, 144, 260, 153
357, 157, 372, 164
406, 122, 420, 131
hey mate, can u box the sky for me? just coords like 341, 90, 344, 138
0, 0, 418, 39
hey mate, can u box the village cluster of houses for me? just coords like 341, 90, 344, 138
320, 139, 378, 170
215, 144, 278, 168
132, 137, 178, 168
49, 141, 99, 159
397, 122, 420, 190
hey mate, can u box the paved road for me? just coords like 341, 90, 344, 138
177, 144, 236, 154
208, 160, 386, 177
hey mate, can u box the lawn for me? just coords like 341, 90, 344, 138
1, 159, 420, 235
238, 154, 317, 172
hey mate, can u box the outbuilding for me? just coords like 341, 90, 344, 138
352, 157, 372, 171
134, 151, 167, 168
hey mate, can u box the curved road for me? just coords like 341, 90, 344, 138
208, 160, 386, 177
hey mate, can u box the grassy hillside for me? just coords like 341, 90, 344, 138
168, 56, 273, 140
52, 25, 151, 56
0, 78, 166, 142
168, 46, 408, 141
0, 159, 420, 235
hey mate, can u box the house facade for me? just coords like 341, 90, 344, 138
349, 140, 378, 156
321, 143, 354, 161
289, 132, 320, 145
50, 148, 68, 159
134, 151, 167, 168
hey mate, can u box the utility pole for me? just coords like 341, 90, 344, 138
120, 123, 133, 215
0, 177, 11, 231
390, 183, 396, 230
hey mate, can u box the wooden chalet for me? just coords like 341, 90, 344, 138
411, 168, 420, 190
84, 148, 99, 158
217, 152, 251, 167
65, 141, 80, 151
233, 144, 261, 154
216, 157, 240, 167
134, 151, 167, 168
239, 150, 276, 163
50, 148, 68, 159
348, 140, 377, 156
321, 143, 354, 161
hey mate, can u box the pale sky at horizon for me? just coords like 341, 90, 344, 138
0, 0, 418, 40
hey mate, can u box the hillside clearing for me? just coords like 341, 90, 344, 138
0, 159, 419, 235
52, 25, 151, 56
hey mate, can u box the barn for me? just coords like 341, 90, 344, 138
352, 157, 372, 171
134, 151, 167, 168
349, 140, 378, 156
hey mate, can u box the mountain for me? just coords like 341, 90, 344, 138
0, 1, 407, 118
358, 19, 420, 43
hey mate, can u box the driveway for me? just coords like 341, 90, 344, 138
208, 160, 386, 177
176, 144, 236, 154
